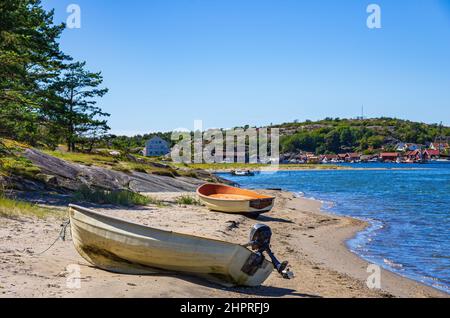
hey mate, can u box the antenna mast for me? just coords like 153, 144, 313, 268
359, 105, 365, 120
435, 121, 443, 143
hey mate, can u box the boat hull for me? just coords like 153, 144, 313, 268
197, 184, 275, 214
198, 196, 274, 213
69, 205, 274, 287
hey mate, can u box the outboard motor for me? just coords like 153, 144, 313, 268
246, 224, 294, 279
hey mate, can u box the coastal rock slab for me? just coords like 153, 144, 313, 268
22, 149, 200, 193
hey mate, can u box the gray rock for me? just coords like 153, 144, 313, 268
22, 149, 201, 193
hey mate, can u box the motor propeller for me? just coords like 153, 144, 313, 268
246, 224, 294, 279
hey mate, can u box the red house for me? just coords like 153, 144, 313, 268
406, 150, 429, 161
406, 150, 420, 160
380, 152, 399, 162
424, 149, 440, 159
406, 149, 439, 161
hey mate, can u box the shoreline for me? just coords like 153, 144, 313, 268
294, 195, 448, 297
209, 167, 434, 174
335, 211, 449, 295
299, 193, 449, 294
0, 190, 447, 298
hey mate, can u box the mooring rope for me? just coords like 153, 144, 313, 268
33, 220, 71, 256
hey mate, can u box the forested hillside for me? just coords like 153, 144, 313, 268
275, 118, 450, 154
101, 118, 450, 156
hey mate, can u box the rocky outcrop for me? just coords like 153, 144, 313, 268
21, 149, 203, 193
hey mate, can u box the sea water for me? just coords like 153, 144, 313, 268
218, 163, 450, 293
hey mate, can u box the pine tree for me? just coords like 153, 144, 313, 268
0, 0, 66, 143
46, 62, 110, 151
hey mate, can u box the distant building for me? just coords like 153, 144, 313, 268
424, 149, 440, 159
337, 154, 347, 161
406, 149, 440, 161
360, 154, 379, 162
380, 152, 399, 162
336, 153, 361, 162
320, 154, 338, 163
395, 143, 407, 152
144, 136, 170, 157
395, 143, 419, 152
406, 150, 421, 161
345, 153, 361, 162
429, 142, 450, 152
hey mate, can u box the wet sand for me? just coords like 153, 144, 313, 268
0, 191, 447, 298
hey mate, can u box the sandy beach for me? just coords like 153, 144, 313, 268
0, 190, 447, 298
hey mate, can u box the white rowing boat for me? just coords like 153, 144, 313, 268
68, 204, 275, 286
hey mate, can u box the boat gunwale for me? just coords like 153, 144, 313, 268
68, 204, 249, 247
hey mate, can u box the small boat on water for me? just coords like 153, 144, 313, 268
197, 183, 275, 214
231, 169, 255, 176
68, 204, 281, 287
430, 158, 450, 163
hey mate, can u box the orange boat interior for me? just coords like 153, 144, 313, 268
198, 184, 274, 201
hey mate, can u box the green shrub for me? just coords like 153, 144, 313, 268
0, 156, 41, 179
74, 186, 151, 206
175, 195, 202, 206
0, 195, 59, 219
112, 165, 132, 173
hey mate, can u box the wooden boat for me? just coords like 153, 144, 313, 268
68, 204, 274, 287
196, 183, 275, 214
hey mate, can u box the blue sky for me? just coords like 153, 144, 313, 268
42, 0, 450, 135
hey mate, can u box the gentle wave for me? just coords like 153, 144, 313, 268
383, 258, 404, 269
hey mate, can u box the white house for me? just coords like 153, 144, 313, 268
395, 143, 419, 152
395, 143, 408, 152
145, 136, 170, 157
